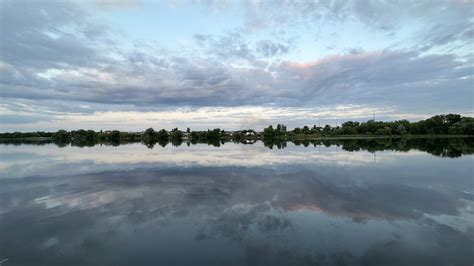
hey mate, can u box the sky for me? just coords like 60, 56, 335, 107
0, 0, 473, 131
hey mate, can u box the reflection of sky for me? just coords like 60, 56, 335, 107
0, 142, 384, 178
1, 142, 472, 180
0, 143, 473, 265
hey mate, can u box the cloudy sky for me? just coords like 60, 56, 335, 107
0, 0, 473, 131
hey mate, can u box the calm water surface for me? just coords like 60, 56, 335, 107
0, 140, 473, 266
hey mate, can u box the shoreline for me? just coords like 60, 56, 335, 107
0, 134, 472, 142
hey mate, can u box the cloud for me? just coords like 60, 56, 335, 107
0, 0, 111, 69
0, 103, 460, 132
92, 0, 143, 9
0, 114, 52, 125
347, 47, 365, 55
2, 0, 470, 115
256, 40, 290, 57
0, 0, 472, 131
1, 45, 472, 117
272, 51, 473, 110
193, 33, 293, 59
194, 0, 471, 58
237, 0, 473, 46
193, 32, 254, 60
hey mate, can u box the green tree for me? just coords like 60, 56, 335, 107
52, 130, 71, 142
396, 125, 407, 135
170, 128, 183, 141
157, 129, 169, 140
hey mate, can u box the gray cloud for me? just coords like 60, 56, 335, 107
193, 33, 293, 59
256, 40, 290, 57
0, 0, 111, 69
93, 0, 143, 9
237, 0, 473, 53
1, 40, 472, 114
348, 47, 364, 55
194, 32, 255, 60
0, 114, 52, 124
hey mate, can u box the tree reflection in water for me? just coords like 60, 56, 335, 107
2, 137, 471, 158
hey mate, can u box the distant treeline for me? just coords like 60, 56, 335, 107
1, 114, 472, 142
1, 136, 472, 158
50, 129, 142, 143
0, 131, 53, 139
262, 114, 474, 140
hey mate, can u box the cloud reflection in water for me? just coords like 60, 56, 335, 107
0, 141, 473, 265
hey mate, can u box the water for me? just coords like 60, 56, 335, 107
0, 139, 473, 266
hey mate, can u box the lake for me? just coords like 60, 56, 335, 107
0, 138, 473, 266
